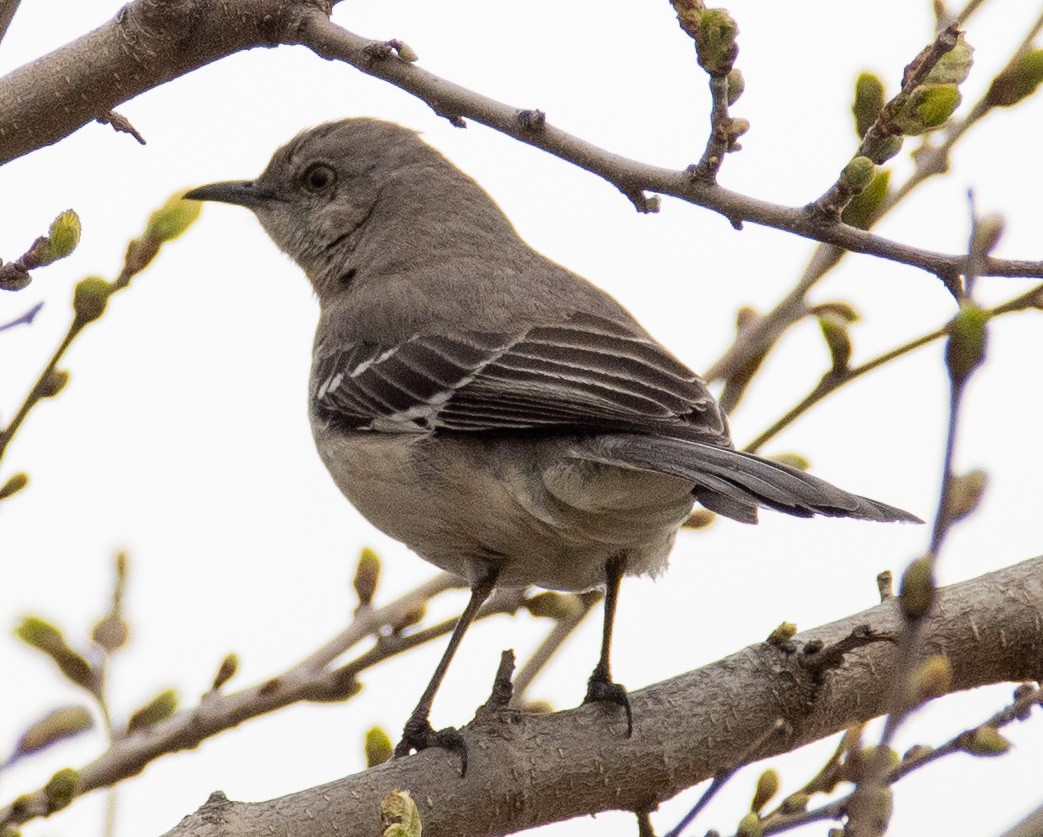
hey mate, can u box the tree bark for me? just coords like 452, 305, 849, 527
161, 555, 1043, 837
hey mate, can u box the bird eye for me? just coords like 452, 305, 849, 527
301, 163, 336, 193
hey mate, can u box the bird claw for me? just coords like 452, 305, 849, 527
583, 672, 634, 737
394, 715, 469, 775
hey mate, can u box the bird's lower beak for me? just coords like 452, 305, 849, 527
184, 180, 274, 209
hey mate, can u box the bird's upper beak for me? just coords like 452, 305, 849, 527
184, 180, 275, 209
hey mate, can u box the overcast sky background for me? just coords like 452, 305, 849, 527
2, 1, 1042, 836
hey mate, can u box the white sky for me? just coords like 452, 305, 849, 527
2, 1, 1042, 836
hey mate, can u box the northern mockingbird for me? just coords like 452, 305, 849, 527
186, 118, 918, 770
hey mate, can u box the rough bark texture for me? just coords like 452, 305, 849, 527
160, 556, 1043, 837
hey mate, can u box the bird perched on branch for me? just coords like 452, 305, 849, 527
187, 118, 918, 773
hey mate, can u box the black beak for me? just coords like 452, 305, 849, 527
184, 180, 275, 209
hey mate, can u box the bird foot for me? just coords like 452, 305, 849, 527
394, 715, 469, 775
583, 671, 634, 737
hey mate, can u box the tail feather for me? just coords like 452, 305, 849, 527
581, 434, 921, 525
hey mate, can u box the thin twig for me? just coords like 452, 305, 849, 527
664, 719, 789, 837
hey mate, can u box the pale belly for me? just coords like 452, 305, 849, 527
311, 425, 696, 592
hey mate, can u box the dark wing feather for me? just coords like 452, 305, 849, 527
312, 311, 727, 442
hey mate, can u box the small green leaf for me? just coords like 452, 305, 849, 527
946, 300, 990, 384
842, 169, 891, 229
894, 84, 961, 134
0, 472, 29, 500
353, 547, 382, 607
899, 557, 935, 620
693, 9, 739, 76
925, 34, 974, 85
365, 726, 394, 767
751, 768, 779, 813
126, 689, 178, 734
964, 726, 1011, 756
15, 616, 95, 690
909, 655, 953, 704
947, 469, 988, 522
12, 706, 93, 760
853, 72, 886, 138
43, 767, 80, 813
211, 653, 239, 691
72, 276, 114, 325
145, 194, 202, 244
986, 50, 1043, 108
25, 210, 81, 268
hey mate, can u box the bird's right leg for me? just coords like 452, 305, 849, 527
583, 551, 633, 736
394, 564, 500, 774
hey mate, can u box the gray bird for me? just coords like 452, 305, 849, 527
186, 118, 918, 771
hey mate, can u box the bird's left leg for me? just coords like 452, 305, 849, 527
582, 551, 633, 736
394, 563, 500, 774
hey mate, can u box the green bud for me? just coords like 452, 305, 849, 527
894, 84, 961, 134
13, 706, 93, 759
852, 72, 886, 138
925, 34, 974, 85
145, 194, 202, 244
766, 621, 797, 645
365, 726, 394, 767
946, 300, 989, 384
25, 210, 81, 268
818, 310, 853, 373
986, 49, 1043, 108
38, 368, 70, 398
0, 471, 29, 500
694, 9, 739, 76
211, 653, 239, 690
737, 812, 762, 837
127, 689, 179, 734
947, 469, 987, 522
842, 169, 891, 229
902, 743, 934, 763
727, 116, 750, 141
865, 134, 904, 165
15, 616, 95, 690
72, 276, 114, 324
909, 655, 953, 704
353, 547, 382, 607
838, 154, 871, 192
779, 792, 809, 814
751, 768, 780, 813
768, 452, 810, 471
726, 68, 745, 105
963, 725, 1011, 756
899, 557, 935, 620
393, 40, 419, 63
43, 768, 80, 813
381, 789, 423, 837
525, 591, 584, 620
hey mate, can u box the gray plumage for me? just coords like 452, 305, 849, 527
186, 118, 918, 762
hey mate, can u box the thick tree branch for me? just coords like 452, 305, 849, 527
156, 555, 1043, 837
1, 1, 1041, 284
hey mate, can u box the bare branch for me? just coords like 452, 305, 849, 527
146, 554, 1043, 837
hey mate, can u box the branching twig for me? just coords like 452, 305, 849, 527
742, 282, 1041, 454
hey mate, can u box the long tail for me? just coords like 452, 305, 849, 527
579, 434, 921, 525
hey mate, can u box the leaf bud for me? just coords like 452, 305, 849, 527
72, 276, 113, 324
899, 556, 935, 620
365, 726, 394, 767
852, 72, 886, 138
